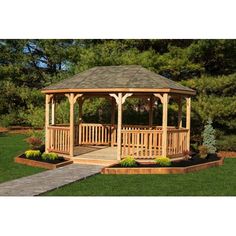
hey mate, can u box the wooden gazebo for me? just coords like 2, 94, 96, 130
42, 65, 196, 161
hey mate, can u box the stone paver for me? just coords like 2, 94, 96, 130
0, 164, 102, 196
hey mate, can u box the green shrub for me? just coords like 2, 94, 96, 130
190, 143, 199, 152
25, 106, 45, 128
202, 119, 216, 154
25, 150, 41, 159
120, 156, 137, 167
155, 156, 171, 167
198, 145, 208, 159
0, 113, 19, 127
41, 152, 59, 161
216, 135, 236, 151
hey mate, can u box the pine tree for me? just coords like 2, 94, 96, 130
202, 119, 216, 153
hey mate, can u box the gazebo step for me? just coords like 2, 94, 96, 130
72, 158, 118, 166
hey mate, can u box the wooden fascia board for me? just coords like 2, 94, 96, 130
41, 88, 196, 96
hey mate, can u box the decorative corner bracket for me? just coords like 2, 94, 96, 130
65, 93, 83, 104
109, 93, 133, 105
154, 93, 171, 104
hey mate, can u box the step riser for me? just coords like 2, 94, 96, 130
73, 159, 118, 166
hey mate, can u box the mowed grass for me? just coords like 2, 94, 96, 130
0, 133, 44, 183
44, 158, 236, 196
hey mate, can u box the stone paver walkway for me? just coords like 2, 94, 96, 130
0, 164, 102, 196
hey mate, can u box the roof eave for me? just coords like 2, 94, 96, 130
41, 87, 196, 96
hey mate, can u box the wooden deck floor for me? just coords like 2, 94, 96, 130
72, 146, 118, 165
71, 145, 184, 166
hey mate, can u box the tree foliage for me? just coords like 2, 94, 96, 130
182, 73, 236, 133
0, 39, 235, 146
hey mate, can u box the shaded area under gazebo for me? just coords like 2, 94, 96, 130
42, 65, 195, 162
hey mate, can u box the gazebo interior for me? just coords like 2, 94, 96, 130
42, 65, 195, 162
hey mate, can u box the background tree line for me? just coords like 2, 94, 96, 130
0, 39, 236, 150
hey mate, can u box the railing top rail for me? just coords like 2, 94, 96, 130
121, 129, 163, 133
121, 128, 189, 133
167, 128, 189, 132
80, 123, 172, 128
48, 125, 70, 130
80, 123, 112, 126
49, 124, 69, 127
49, 123, 188, 132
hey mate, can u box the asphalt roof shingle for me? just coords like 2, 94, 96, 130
43, 65, 195, 94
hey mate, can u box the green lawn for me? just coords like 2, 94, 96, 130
1, 132, 236, 196
44, 158, 236, 196
0, 133, 44, 183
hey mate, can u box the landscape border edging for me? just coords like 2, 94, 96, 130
101, 157, 224, 175
15, 154, 73, 170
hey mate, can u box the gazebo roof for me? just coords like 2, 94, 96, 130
42, 65, 195, 95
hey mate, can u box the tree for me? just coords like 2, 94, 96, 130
202, 119, 216, 154
188, 40, 236, 75
0, 38, 236, 144
182, 74, 236, 134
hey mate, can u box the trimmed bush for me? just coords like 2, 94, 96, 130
198, 145, 208, 159
155, 157, 171, 167
25, 150, 41, 159
120, 156, 137, 167
41, 152, 59, 161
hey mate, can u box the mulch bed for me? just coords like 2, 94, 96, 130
15, 153, 73, 170
101, 154, 224, 174
19, 154, 66, 164
111, 154, 220, 168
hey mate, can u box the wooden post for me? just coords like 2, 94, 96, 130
111, 98, 116, 147
117, 93, 123, 160
45, 94, 51, 153
78, 97, 83, 146
186, 97, 191, 151
149, 96, 154, 127
69, 93, 75, 157
177, 97, 182, 128
154, 93, 169, 157
162, 93, 169, 157
51, 97, 55, 125
110, 93, 132, 160
65, 93, 83, 150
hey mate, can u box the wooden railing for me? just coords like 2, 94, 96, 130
121, 129, 163, 158
111, 124, 159, 145
167, 128, 188, 156
121, 128, 188, 159
47, 123, 189, 158
79, 123, 112, 145
78, 123, 160, 146
48, 126, 70, 154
